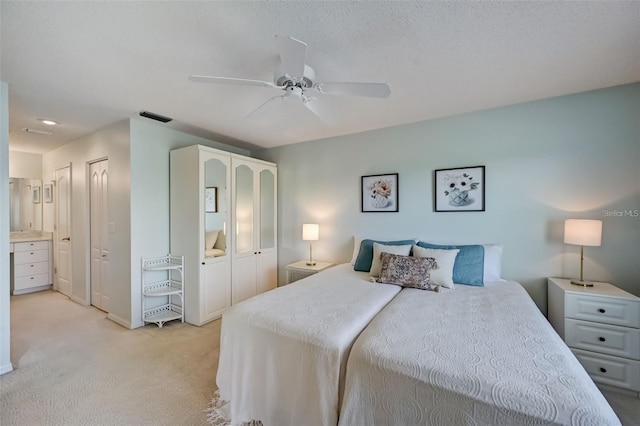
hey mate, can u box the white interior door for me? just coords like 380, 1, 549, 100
90, 159, 109, 312
54, 166, 71, 297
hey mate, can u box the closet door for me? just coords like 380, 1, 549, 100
201, 152, 231, 321
232, 161, 256, 304
256, 167, 277, 294
231, 158, 278, 304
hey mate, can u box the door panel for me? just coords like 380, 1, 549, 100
90, 159, 109, 312
54, 166, 71, 296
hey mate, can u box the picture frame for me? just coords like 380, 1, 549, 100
44, 184, 53, 203
205, 187, 218, 213
32, 185, 41, 204
361, 173, 399, 213
434, 166, 485, 212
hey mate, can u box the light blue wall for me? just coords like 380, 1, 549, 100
259, 83, 640, 314
129, 118, 249, 328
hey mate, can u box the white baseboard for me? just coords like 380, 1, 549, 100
69, 294, 89, 306
107, 312, 132, 329
0, 362, 14, 375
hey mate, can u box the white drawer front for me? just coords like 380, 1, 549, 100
566, 318, 640, 360
14, 273, 50, 291
13, 261, 49, 278
572, 348, 640, 391
566, 293, 640, 328
14, 240, 49, 252
14, 249, 49, 264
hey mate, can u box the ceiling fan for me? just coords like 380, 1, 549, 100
189, 35, 391, 125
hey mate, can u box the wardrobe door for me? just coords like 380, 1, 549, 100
201, 154, 231, 321
232, 162, 256, 304
256, 167, 277, 294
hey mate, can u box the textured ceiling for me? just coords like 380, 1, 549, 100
2, 1, 639, 154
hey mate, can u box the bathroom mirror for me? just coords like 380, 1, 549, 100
9, 178, 43, 232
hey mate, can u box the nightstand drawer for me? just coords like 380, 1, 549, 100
572, 348, 640, 391
566, 318, 640, 360
566, 293, 640, 328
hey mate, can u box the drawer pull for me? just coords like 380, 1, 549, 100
598, 308, 606, 314
598, 337, 606, 342
30, 277, 34, 280
599, 367, 607, 373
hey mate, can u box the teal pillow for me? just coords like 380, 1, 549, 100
416, 242, 485, 286
354, 239, 417, 272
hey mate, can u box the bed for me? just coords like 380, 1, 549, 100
213, 239, 620, 426
215, 263, 401, 426
338, 281, 621, 425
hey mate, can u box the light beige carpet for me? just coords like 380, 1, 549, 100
1, 290, 220, 426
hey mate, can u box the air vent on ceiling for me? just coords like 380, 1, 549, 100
139, 111, 173, 123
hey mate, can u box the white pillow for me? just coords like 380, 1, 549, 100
370, 243, 413, 277
214, 230, 226, 251
350, 236, 362, 266
412, 245, 459, 289
483, 244, 505, 282
205, 230, 219, 249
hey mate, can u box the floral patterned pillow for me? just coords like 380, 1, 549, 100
377, 252, 440, 291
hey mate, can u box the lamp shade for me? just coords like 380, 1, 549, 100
564, 219, 602, 247
302, 224, 319, 241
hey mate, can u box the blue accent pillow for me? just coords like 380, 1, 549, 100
416, 242, 485, 286
354, 239, 417, 272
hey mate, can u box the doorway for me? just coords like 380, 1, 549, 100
89, 159, 109, 312
54, 165, 72, 297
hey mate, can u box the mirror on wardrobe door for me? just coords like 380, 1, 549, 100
9, 177, 43, 232
204, 158, 227, 258
260, 169, 275, 250
235, 165, 254, 254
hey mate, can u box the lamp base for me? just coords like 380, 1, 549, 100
570, 279, 594, 287
306, 261, 317, 266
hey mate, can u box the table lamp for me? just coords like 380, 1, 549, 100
564, 219, 602, 286
302, 224, 319, 266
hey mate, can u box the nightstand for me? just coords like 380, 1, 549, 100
285, 261, 334, 284
547, 277, 640, 396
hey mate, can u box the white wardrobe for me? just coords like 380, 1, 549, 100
170, 144, 277, 326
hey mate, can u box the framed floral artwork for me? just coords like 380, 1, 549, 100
32, 185, 41, 204
205, 187, 217, 213
43, 184, 53, 203
434, 166, 485, 212
361, 173, 399, 212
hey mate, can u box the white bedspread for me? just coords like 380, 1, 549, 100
216, 264, 401, 426
339, 281, 620, 426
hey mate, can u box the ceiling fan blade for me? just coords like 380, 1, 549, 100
189, 75, 281, 89
304, 97, 337, 126
246, 94, 287, 120
315, 82, 391, 98
275, 35, 307, 78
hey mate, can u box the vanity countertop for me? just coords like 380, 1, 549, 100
10, 231, 53, 243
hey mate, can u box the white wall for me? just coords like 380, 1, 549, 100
42, 121, 131, 315
8, 150, 42, 178
127, 119, 249, 328
260, 83, 640, 314
1, 81, 14, 375
41, 118, 248, 328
